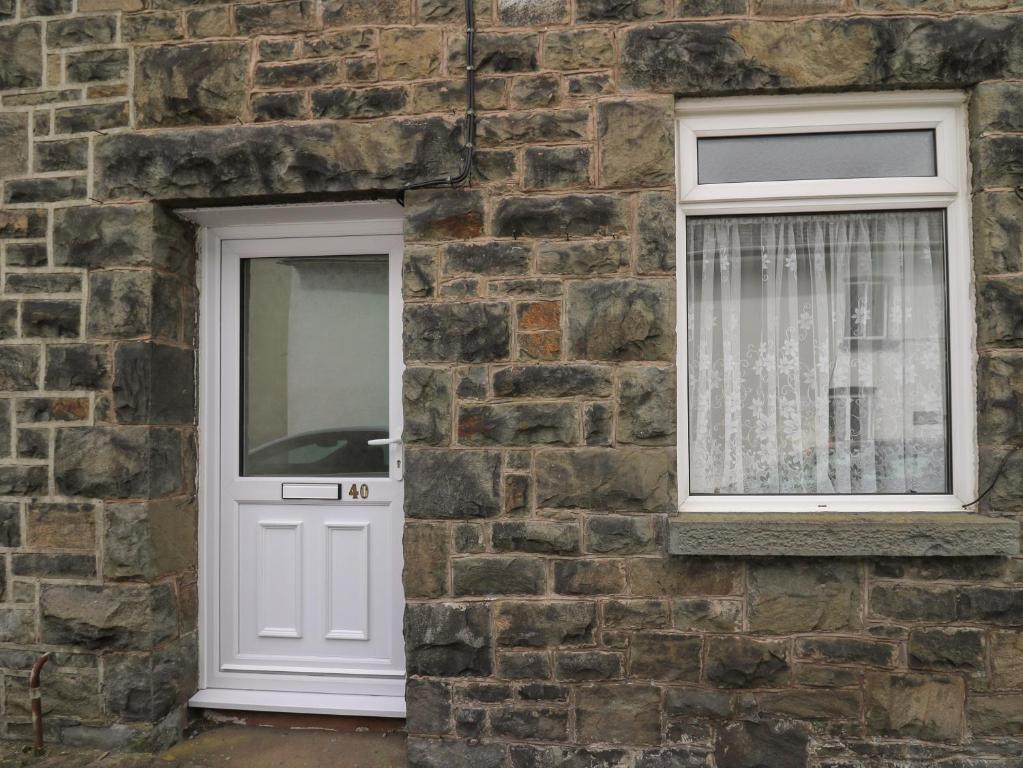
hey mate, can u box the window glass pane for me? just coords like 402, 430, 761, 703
697, 130, 936, 183
241, 255, 389, 477
685, 210, 949, 495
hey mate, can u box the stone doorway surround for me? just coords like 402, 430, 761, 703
0, 0, 1020, 764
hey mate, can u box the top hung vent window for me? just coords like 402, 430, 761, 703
675, 93, 975, 513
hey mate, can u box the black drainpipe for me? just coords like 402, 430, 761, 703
397, 0, 477, 205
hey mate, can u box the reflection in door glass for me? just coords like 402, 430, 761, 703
241, 255, 389, 477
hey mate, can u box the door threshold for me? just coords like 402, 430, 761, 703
189, 689, 406, 718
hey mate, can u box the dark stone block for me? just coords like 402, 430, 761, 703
66, 49, 129, 83
524, 146, 590, 190
977, 277, 1023, 347
458, 403, 578, 446
322, 0, 410, 25
583, 402, 612, 447
6, 242, 48, 267
665, 688, 732, 718
406, 738, 506, 768
4, 176, 87, 204
12, 553, 95, 579
909, 627, 985, 672
0, 346, 40, 390
405, 602, 492, 676
54, 102, 130, 134
0, 209, 48, 239
510, 73, 561, 109
629, 633, 702, 682
957, 587, 1023, 625
450, 32, 539, 74
493, 194, 628, 238
406, 678, 452, 736
113, 343, 195, 425
617, 366, 676, 445
0, 465, 48, 496
0, 301, 15, 340
252, 92, 306, 122
235, 0, 315, 34
45, 344, 110, 390
54, 426, 183, 499
636, 748, 713, 768
492, 521, 580, 554
795, 636, 898, 668
555, 651, 623, 681
538, 240, 629, 276
40, 583, 176, 651
494, 365, 612, 400
705, 637, 791, 688
6, 273, 80, 294
404, 303, 510, 363
577, 0, 668, 20
495, 601, 596, 647
453, 556, 545, 595
870, 583, 958, 621
637, 191, 676, 274
498, 651, 552, 680
974, 135, 1023, 189
405, 448, 501, 519
567, 279, 675, 361
0, 23, 43, 90
403, 367, 451, 445
47, 15, 116, 47
0, 503, 21, 547
21, 300, 80, 339
443, 241, 530, 276
491, 706, 568, 741
312, 86, 409, 119
553, 559, 625, 595
17, 427, 49, 458
0, 112, 29, 179
714, 721, 809, 768
577, 683, 661, 745
96, 118, 461, 201
536, 448, 676, 512
509, 746, 630, 768
54, 204, 192, 271
33, 138, 88, 173
586, 515, 657, 554
479, 110, 589, 147
405, 189, 485, 241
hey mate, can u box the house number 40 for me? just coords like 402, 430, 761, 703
348, 483, 370, 500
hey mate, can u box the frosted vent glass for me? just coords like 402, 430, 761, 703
697, 130, 936, 183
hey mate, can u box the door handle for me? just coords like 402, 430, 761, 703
367, 438, 403, 481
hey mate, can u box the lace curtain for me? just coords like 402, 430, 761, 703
686, 210, 949, 495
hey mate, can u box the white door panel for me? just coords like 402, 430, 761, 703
197, 212, 405, 709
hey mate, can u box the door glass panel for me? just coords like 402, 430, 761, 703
241, 255, 389, 477
697, 129, 936, 183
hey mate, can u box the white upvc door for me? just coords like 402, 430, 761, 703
190, 204, 406, 717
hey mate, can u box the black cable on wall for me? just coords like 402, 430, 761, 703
397, 0, 477, 205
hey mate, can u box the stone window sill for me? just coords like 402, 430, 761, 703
668, 513, 1020, 557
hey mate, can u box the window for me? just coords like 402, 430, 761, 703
676, 93, 976, 512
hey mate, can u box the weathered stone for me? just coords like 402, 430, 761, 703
544, 29, 615, 71
87, 271, 178, 340
567, 73, 614, 98
672, 598, 743, 632
554, 559, 625, 595
45, 344, 110, 390
498, 652, 552, 680
480, 110, 588, 147
665, 688, 732, 719
974, 135, 1023, 189
47, 15, 116, 47
406, 738, 506, 768
748, 560, 862, 634
97, 119, 461, 201
637, 191, 676, 274
864, 671, 965, 740
622, 17, 1023, 95
757, 689, 860, 720
0, 302, 15, 339
714, 721, 809, 768
567, 280, 674, 361
312, 86, 409, 118
870, 583, 958, 622
705, 637, 790, 688
909, 627, 985, 673
0, 346, 40, 390
0, 503, 21, 548
454, 522, 484, 554
0, 113, 29, 179
603, 599, 669, 630
5, 668, 101, 719
510, 74, 560, 109
235, 0, 314, 34
40, 584, 176, 651
524, 146, 591, 190
135, 42, 249, 128
6, 242, 48, 267
973, 192, 1023, 275
123, 12, 183, 43
598, 98, 673, 188
55, 102, 130, 134
795, 636, 898, 668
495, 601, 596, 647
509, 745, 631, 768
380, 28, 442, 80
491, 706, 569, 740
970, 694, 1023, 736
406, 189, 485, 241
112, 343, 194, 425
443, 242, 530, 276
492, 521, 580, 554
536, 448, 675, 512
0, 23, 42, 90
26, 502, 95, 551
978, 353, 1023, 444
66, 49, 128, 84
185, 6, 232, 38
489, 279, 563, 299
494, 194, 628, 238
406, 602, 492, 676
538, 240, 629, 276
577, 0, 667, 19
629, 633, 701, 682
406, 678, 452, 736
404, 523, 449, 599
103, 499, 196, 581
451, 32, 539, 74
13, 553, 95, 579
583, 403, 612, 447
414, 77, 508, 113
977, 277, 1023, 347
323, 0, 410, 25
990, 630, 1023, 688
403, 368, 451, 446
256, 60, 342, 89
493, 365, 612, 399
0, 209, 47, 240
616, 366, 676, 445
54, 427, 183, 499
957, 586, 1023, 625
453, 556, 545, 595
553, 650, 622, 681
16, 395, 86, 426
251, 92, 305, 122
459, 403, 578, 447
405, 449, 501, 519
5, 176, 87, 204
405, 303, 510, 362
34, 138, 88, 174
505, 475, 530, 516
677, 0, 747, 14
577, 683, 661, 745
517, 301, 560, 332
971, 81, 1023, 135
17, 427, 48, 459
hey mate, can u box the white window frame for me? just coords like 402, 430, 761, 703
675, 91, 977, 513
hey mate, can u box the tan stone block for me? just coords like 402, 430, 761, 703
79, 0, 144, 10
864, 671, 965, 741
27, 502, 97, 551
970, 693, 1023, 736
991, 630, 1023, 689
404, 522, 449, 598
380, 28, 442, 80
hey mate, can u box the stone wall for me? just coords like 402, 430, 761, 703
0, 0, 1021, 763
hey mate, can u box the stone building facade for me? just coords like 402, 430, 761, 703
0, 0, 1022, 765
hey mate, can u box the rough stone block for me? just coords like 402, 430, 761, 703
705, 637, 791, 688
544, 29, 615, 70
957, 586, 1023, 625
617, 366, 676, 445
405, 303, 510, 362
66, 49, 129, 84
112, 343, 194, 425
104, 499, 196, 580
970, 694, 1023, 736
5, 176, 87, 204
538, 239, 629, 276
714, 721, 809, 768
870, 583, 958, 621
405, 448, 501, 519
47, 15, 116, 47
443, 242, 530, 276
567, 279, 674, 361
405, 602, 492, 676
629, 633, 701, 682
491, 706, 568, 741
990, 630, 1023, 689
553, 559, 625, 595
523, 146, 591, 190
406, 738, 506, 768
583, 402, 612, 447
0, 113, 29, 179
495, 601, 596, 647
491, 521, 580, 554
0, 24, 43, 90
493, 194, 629, 238
45, 344, 110, 391
756, 689, 860, 720
973, 192, 1023, 275
554, 651, 623, 681
453, 556, 546, 595
637, 191, 676, 274
747, 560, 862, 634
380, 28, 442, 80
672, 598, 743, 633
55, 102, 130, 134
576, 683, 661, 745
54, 426, 183, 499
597, 98, 674, 188
40, 583, 176, 651
450, 32, 539, 74
26, 502, 96, 551
977, 277, 1023, 347
403, 367, 451, 446
323, 0, 410, 25
458, 403, 579, 446
536, 448, 676, 512
479, 110, 588, 147
493, 365, 612, 399
794, 636, 898, 668
864, 671, 965, 741
0, 345, 40, 390
406, 678, 452, 736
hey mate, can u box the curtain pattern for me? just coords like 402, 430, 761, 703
686, 211, 949, 495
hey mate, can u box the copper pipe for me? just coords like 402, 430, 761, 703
29, 652, 51, 755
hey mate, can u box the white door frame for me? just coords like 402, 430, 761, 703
180, 202, 407, 717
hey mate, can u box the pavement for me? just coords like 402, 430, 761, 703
0, 718, 408, 768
